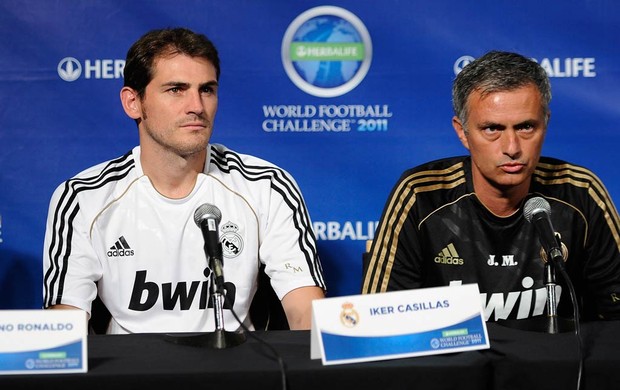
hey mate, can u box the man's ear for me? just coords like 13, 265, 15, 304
452, 116, 470, 151
120, 87, 142, 120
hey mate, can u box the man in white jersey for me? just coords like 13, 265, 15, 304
42, 27, 326, 334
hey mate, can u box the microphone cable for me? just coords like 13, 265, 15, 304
224, 292, 288, 390
556, 264, 583, 390
194, 203, 288, 389
524, 196, 583, 389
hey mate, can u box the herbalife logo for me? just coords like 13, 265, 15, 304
434, 243, 464, 265
454, 54, 597, 78
281, 6, 372, 97
453, 55, 475, 76
57, 57, 125, 82
58, 57, 82, 81
107, 236, 134, 258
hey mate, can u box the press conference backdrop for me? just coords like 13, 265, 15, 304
1, 0, 619, 309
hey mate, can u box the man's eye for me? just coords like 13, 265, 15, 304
518, 124, 535, 132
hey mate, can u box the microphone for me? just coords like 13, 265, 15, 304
164, 203, 246, 349
194, 203, 225, 293
523, 197, 565, 270
522, 197, 580, 339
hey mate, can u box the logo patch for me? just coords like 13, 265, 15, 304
107, 236, 134, 258
340, 302, 359, 328
221, 221, 243, 258
57, 57, 82, 82
281, 6, 372, 97
434, 243, 464, 265
539, 233, 569, 264
453, 55, 475, 76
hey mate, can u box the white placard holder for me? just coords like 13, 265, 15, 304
0, 309, 88, 375
311, 284, 489, 365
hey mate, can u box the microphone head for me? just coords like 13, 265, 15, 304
193, 203, 222, 227
523, 196, 551, 223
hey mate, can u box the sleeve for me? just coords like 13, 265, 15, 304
258, 167, 326, 299
42, 181, 101, 315
362, 171, 425, 294
581, 177, 620, 320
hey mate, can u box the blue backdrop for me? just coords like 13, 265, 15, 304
1, 0, 619, 308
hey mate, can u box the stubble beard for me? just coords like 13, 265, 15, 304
142, 111, 213, 158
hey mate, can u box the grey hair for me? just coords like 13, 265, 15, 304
452, 51, 551, 129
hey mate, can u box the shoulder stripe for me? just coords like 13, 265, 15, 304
44, 152, 135, 307
210, 147, 325, 288
534, 162, 620, 254
363, 162, 466, 294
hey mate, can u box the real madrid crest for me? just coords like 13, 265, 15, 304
340, 302, 359, 328
221, 221, 244, 258
539, 232, 569, 264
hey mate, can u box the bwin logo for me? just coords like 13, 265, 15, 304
58, 57, 82, 82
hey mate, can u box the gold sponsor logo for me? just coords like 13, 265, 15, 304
434, 243, 464, 265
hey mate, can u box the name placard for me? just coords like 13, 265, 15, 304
311, 284, 489, 365
0, 310, 88, 375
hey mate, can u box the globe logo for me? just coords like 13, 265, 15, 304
453, 55, 475, 76
282, 6, 372, 98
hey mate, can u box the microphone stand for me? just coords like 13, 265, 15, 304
497, 236, 574, 333
544, 261, 560, 334
541, 234, 576, 334
165, 256, 246, 349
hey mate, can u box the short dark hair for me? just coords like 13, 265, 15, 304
452, 51, 551, 128
123, 27, 220, 98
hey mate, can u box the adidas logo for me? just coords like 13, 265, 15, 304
107, 236, 135, 258
434, 243, 464, 265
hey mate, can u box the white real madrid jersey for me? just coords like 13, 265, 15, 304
43, 144, 326, 334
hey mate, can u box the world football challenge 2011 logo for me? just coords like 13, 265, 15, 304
281, 6, 373, 98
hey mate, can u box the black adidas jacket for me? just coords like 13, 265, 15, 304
362, 156, 620, 321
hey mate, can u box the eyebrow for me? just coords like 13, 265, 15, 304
161, 81, 189, 88
477, 119, 539, 130
514, 119, 538, 129
200, 80, 219, 89
160, 80, 218, 89
477, 121, 504, 130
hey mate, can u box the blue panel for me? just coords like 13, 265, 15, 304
1, 0, 618, 308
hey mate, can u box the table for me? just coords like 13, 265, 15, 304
1, 321, 619, 390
